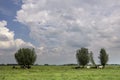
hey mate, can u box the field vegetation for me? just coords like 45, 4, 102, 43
0, 65, 120, 80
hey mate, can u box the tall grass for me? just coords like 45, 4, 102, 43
0, 66, 120, 80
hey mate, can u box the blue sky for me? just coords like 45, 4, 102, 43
0, 0, 120, 64
0, 0, 34, 43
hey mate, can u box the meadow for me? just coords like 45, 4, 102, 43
0, 65, 120, 80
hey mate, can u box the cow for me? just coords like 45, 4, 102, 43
75, 66, 80, 69
97, 65, 103, 69
86, 66, 91, 69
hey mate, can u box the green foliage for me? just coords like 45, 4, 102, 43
89, 51, 96, 66
15, 48, 37, 68
99, 48, 109, 68
76, 48, 89, 67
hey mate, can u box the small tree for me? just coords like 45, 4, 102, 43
15, 48, 37, 69
99, 48, 109, 68
76, 48, 89, 68
89, 51, 96, 67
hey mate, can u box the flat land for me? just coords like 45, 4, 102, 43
0, 66, 120, 80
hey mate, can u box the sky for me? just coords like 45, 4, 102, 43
0, 0, 120, 65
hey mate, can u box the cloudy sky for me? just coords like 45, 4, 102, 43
0, 0, 120, 64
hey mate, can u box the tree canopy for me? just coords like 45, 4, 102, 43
99, 48, 109, 68
89, 51, 96, 67
76, 48, 89, 68
15, 48, 37, 68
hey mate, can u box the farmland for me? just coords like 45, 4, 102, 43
0, 65, 120, 80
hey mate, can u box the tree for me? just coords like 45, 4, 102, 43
89, 51, 96, 67
99, 48, 109, 68
15, 48, 37, 69
76, 48, 89, 68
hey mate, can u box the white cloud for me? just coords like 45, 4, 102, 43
16, 0, 120, 64
0, 20, 37, 63
0, 20, 48, 64
0, 21, 14, 41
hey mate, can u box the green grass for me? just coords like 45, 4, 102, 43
0, 66, 120, 80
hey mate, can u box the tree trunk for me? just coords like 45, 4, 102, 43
27, 65, 31, 69
103, 65, 105, 68
82, 65, 85, 68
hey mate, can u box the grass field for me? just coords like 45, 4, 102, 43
0, 65, 120, 80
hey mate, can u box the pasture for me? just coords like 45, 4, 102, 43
0, 65, 120, 80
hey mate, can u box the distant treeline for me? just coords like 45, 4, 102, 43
0, 64, 119, 66
0, 64, 18, 66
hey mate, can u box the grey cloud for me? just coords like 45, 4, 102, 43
16, 0, 120, 64
0, 35, 10, 41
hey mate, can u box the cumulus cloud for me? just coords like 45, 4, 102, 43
0, 20, 36, 63
16, 0, 120, 64
0, 20, 34, 50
